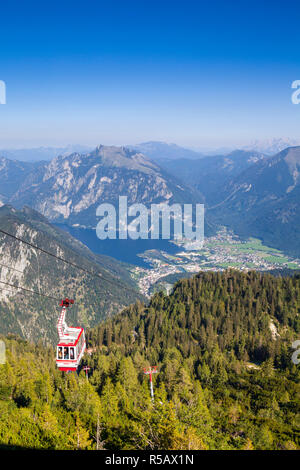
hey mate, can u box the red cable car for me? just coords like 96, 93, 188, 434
56, 298, 86, 372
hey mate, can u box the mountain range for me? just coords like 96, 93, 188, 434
208, 146, 300, 256
243, 138, 300, 155
160, 150, 266, 205
130, 141, 205, 161
0, 143, 300, 259
0, 158, 46, 202
2, 145, 203, 228
155, 146, 300, 256
1, 138, 297, 164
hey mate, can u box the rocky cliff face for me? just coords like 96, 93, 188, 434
0, 205, 142, 343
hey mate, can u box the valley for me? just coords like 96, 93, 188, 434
54, 223, 300, 298
133, 228, 300, 296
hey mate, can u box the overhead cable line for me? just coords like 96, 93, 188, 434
0, 228, 139, 296
0, 228, 103, 278
0, 280, 60, 302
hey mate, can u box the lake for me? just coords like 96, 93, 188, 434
56, 224, 182, 269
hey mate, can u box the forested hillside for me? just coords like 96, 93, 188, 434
0, 270, 299, 450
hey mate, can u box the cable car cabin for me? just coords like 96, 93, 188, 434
56, 298, 86, 372
56, 327, 86, 372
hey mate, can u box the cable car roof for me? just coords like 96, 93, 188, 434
57, 326, 84, 346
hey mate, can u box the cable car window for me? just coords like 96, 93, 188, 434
58, 347, 63, 359
64, 347, 69, 359
70, 347, 75, 360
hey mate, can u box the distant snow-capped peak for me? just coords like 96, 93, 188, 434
243, 138, 300, 155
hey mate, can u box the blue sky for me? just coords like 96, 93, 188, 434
0, 0, 300, 148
